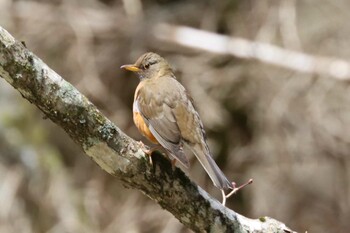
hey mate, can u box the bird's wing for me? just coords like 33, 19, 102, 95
136, 77, 232, 189
171, 92, 233, 189
135, 82, 190, 167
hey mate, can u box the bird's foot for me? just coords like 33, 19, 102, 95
137, 141, 163, 166
137, 141, 154, 166
171, 159, 177, 171
137, 142, 177, 170
221, 178, 253, 206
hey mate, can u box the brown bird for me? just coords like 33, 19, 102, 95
121, 52, 251, 205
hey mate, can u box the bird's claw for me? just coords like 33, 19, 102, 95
137, 141, 154, 166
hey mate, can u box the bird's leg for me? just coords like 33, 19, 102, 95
137, 141, 163, 166
161, 151, 177, 170
138, 142, 177, 170
171, 159, 177, 171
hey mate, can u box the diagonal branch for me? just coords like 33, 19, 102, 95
153, 23, 350, 80
0, 26, 294, 233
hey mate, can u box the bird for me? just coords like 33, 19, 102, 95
121, 52, 251, 205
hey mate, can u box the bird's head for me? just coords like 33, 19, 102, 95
121, 52, 172, 80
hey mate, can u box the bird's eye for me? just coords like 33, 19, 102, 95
144, 64, 150, 69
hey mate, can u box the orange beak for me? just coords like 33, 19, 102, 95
120, 64, 141, 72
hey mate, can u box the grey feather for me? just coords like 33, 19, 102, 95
188, 143, 233, 189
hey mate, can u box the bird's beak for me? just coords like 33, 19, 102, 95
120, 64, 141, 72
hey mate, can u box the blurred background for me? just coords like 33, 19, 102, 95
1, 0, 350, 232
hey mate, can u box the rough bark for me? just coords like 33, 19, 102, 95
0, 26, 294, 233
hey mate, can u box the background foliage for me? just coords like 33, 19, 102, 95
1, 0, 349, 232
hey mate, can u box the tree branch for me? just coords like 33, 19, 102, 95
153, 23, 350, 80
0, 26, 294, 233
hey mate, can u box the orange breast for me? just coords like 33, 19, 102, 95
133, 110, 158, 144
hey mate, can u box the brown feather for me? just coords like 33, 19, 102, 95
125, 52, 233, 189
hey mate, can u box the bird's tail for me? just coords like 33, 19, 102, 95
189, 143, 233, 190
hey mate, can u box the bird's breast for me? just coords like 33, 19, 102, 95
133, 100, 158, 144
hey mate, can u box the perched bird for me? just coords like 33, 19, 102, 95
121, 52, 250, 205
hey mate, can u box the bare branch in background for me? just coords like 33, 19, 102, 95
154, 23, 350, 80
122, 0, 143, 19
0, 26, 295, 233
